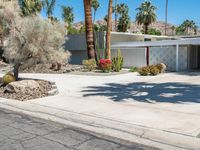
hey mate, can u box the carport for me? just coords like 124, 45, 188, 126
111, 38, 200, 72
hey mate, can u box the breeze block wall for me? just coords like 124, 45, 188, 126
149, 46, 188, 71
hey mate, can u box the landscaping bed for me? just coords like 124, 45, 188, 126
20, 64, 83, 74
0, 78, 57, 101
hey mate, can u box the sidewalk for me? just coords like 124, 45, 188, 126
0, 72, 200, 150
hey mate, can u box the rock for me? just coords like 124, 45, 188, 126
5, 80, 40, 93
48, 89, 58, 96
160, 63, 167, 73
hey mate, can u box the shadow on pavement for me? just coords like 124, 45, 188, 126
82, 82, 200, 103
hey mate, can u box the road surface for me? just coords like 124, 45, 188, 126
0, 108, 159, 150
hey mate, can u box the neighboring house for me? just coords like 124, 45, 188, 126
65, 32, 200, 72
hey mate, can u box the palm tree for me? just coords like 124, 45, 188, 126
114, 0, 117, 31
165, 0, 168, 35
116, 4, 130, 32
105, 0, 113, 59
83, 0, 95, 59
113, 3, 125, 31
62, 6, 74, 26
19, 0, 43, 16
43, 0, 56, 18
193, 25, 198, 35
136, 1, 157, 34
92, 0, 100, 23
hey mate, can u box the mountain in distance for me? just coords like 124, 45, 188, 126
73, 20, 200, 36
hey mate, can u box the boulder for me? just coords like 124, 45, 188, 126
5, 80, 40, 93
160, 63, 167, 73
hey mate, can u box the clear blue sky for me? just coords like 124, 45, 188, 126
41, 0, 200, 26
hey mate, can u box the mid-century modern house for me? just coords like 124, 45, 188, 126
65, 32, 200, 72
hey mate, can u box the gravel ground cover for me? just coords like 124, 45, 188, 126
0, 78, 54, 101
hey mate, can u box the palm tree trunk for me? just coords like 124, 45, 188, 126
106, 0, 113, 60
165, 0, 168, 35
144, 24, 148, 34
83, 0, 95, 59
114, 0, 117, 32
93, 11, 96, 23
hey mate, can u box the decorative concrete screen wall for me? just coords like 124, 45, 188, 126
112, 48, 146, 68
149, 46, 188, 71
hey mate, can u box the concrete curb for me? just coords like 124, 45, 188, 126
0, 99, 199, 150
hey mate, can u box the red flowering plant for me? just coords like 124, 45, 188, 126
99, 59, 112, 72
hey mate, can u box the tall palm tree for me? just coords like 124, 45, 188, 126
19, 0, 43, 16
92, 0, 100, 23
114, 0, 117, 31
43, 0, 56, 18
136, 1, 157, 34
62, 6, 74, 26
105, 0, 113, 59
83, 0, 95, 59
165, 0, 168, 35
116, 3, 130, 32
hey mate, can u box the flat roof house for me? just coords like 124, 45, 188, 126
66, 32, 200, 72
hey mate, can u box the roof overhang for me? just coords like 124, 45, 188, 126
111, 38, 200, 49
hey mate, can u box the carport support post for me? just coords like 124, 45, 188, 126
146, 46, 149, 66
176, 44, 179, 72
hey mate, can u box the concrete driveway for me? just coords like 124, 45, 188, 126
0, 72, 200, 150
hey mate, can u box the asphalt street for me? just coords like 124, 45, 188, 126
0, 108, 159, 150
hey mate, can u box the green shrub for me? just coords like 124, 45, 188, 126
130, 66, 138, 72
138, 66, 149, 76
82, 59, 97, 71
2, 72, 16, 85
112, 49, 124, 72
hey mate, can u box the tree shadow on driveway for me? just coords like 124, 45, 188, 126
81, 82, 200, 103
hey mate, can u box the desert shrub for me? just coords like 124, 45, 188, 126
138, 64, 166, 76
149, 66, 160, 76
2, 72, 16, 85
99, 59, 112, 73
1, 7, 71, 80
138, 66, 149, 76
112, 49, 124, 72
130, 66, 138, 72
82, 59, 97, 71
155, 63, 167, 73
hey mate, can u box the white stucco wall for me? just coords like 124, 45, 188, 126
111, 48, 146, 68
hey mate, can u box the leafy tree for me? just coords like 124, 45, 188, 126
19, 0, 43, 16
92, 0, 100, 23
136, 0, 157, 34
83, 0, 95, 59
62, 6, 74, 27
147, 28, 161, 35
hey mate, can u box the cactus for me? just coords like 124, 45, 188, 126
2, 72, 16, 85
112, 49, 124, 72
